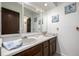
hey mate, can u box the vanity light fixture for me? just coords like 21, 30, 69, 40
44, 3, 48, 7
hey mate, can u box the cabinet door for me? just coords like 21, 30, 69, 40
43, 47, 49, 56
52, 40, 56, 54
50, 44, 53, 55
50, 37, 56, 55
42, 41, 49, 56
15, 44, 42, 56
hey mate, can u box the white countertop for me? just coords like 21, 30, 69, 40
1, 35, 57, 56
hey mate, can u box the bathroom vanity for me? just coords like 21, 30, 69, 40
1, 34, 57, 56
14, 36, 56, 56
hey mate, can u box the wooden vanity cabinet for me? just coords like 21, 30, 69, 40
14, 44, 42, 56
49, 37, 56, 55
42, 41, 50, 56
14, 37, 57, 56
42, 37, 56, 56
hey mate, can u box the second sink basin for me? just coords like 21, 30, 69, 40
22, 37, 37, 46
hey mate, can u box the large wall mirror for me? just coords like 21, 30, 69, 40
0, 2, 47, 35
23, 2, 43, 33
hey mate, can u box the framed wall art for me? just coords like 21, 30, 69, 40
52, 15, 59, 23
34, 17, 37, 22
65, 3, 76, 14
38, 20, 41, 24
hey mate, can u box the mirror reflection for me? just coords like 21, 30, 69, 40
1, 2, 47, 35
23, 2, 43, 33
1, 2, 22, 35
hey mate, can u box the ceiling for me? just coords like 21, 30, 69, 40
24, 2, 63, 13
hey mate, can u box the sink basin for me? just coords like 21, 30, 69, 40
45, 35, 52, 37
31, 35, 44, 38
22, 37, 37, 46
43, 34, 54, 37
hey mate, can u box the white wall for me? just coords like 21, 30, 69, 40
0, 2, 1, 34
45, 2, 79, 56
42, 11, 48, 32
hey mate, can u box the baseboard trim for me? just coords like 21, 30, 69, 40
61, 53, 66, 56
56, 51, 66, 56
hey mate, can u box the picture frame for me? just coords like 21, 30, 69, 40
38, 20, 41, 24
65, 3, 76, 14
34, 17, 37, 22
52, 15, 59, 23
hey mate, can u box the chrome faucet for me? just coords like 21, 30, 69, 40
42, 31, 47, 36
22, 36, 27, 39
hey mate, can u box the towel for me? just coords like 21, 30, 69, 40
2, 39, 23, 50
